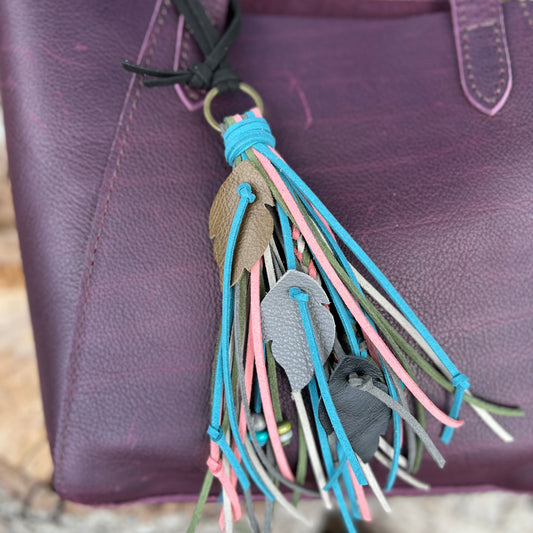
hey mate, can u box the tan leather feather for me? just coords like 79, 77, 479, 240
209, 161, 274, 287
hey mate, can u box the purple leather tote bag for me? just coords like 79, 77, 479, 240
0, 0, 532, 504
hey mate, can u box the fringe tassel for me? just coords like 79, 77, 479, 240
190, 109, 524, 533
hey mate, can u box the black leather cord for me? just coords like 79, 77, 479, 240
122, 0, 241, 93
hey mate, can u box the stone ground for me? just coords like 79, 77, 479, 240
1, 104, 532, 532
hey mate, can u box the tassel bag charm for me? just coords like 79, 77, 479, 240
122, 1, 524, 531
198, 105, 523, 533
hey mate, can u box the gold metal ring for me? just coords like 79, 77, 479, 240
203, 83, 264, 132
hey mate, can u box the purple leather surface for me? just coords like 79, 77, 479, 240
239, 0, 449, 18
1, 0, 532, 504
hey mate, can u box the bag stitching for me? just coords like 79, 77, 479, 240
179, 0, 225, 103
54, 0, 171, 496
181, 20, 200, 102
519, 0, 533, 29
457, 0, 507, 104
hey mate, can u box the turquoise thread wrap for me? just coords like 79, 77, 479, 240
224, 115, 276, 166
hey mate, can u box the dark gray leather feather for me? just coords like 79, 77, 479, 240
318, 356, 392, 463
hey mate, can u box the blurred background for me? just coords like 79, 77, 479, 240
1, 101, 532, 532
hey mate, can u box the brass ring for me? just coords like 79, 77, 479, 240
203, 83, 264, 132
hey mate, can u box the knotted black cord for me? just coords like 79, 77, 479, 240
122, 0, 241, 93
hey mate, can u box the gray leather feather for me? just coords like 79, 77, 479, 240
261, 270, 335, 392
